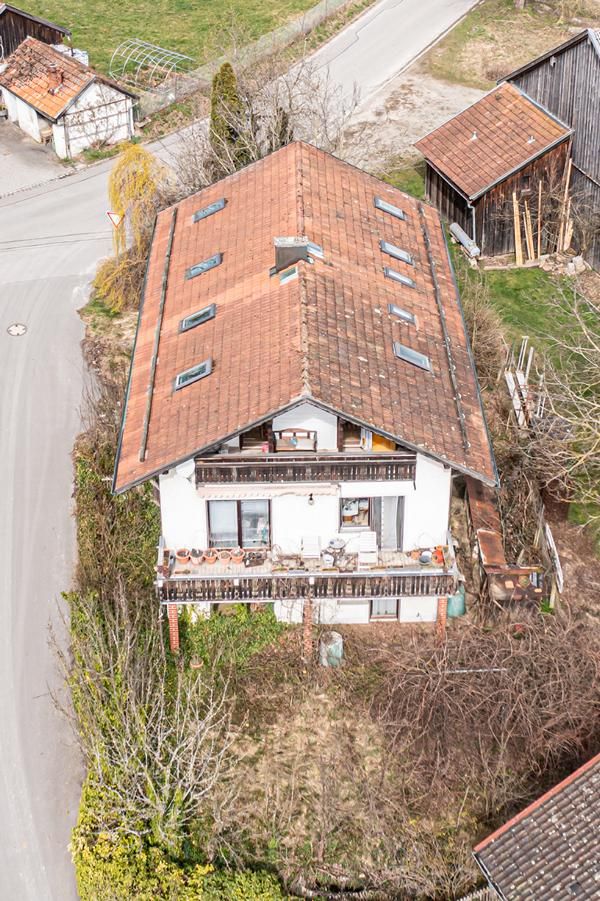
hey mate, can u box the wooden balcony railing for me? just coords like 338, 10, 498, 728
159, 570, 456, 603
195, 452, 416, 484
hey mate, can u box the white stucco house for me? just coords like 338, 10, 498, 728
112, 142, 497, 650
0, 36, 135, 157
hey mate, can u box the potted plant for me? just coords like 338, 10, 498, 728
231, 547, 245, 564
203, 548, 218, 565
190, 548, 202, 565
218, 549, 232, 562
176, 548, 190, 564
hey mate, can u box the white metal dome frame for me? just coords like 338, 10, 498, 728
109, 38, 193, 89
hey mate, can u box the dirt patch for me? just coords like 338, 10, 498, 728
422, 0, 600, 89
550, 518, 600, 619
346, 69, 482, 169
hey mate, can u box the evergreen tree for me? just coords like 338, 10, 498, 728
209, 62, 250, 170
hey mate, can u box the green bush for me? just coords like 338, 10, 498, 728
182, 604, 286, 673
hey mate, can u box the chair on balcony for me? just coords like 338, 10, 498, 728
301, 535, 321, 560
357, 531, 379, 570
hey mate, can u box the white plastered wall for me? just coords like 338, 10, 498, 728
272, 402, 338, 450
3, 91, 43, 141
159, 453, 451, 556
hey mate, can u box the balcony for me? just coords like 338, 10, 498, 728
195, 452, 417, 484
157, 543, 457, 603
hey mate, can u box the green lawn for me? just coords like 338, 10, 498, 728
28, 0, 318, 73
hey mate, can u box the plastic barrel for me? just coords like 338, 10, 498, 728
447, 585, 466, 617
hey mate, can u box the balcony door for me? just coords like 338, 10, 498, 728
208, 499, 270, 548
373, 496, 404, 550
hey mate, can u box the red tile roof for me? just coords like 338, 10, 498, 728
474, 752, 600, 898
0, 36, 134, 120
415, 83, 571, 200
113, 142, 496, 492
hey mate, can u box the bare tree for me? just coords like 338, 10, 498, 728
175, 53, 361, 195
525, 281, 600, 518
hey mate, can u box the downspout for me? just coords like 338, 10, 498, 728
468, 201, 477, 245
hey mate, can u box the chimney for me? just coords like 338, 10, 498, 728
273, 236, 310, 273
47, 63, 64, 94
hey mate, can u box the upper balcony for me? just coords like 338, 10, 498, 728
196, 422, 417, 484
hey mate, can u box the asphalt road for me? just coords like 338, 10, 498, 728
0, 1, 478, 896
311, 0, 480, 108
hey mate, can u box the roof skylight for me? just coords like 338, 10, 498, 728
384, 266, 416, 288
374, 196, 407, 221
380, 240, 413, 266
174, 358, 213, 390
393, 342, 431, 372
192, 198, 226, 223
185, 252, 222, 280
180, 303, 216, 333
388, 303, 415, 325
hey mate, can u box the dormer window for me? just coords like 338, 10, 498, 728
384, 267, 416, 289
174, 358, 212, 390
380, 240, 413, 266
393, 342, 431, 372
192, 198, 226, 222
374, 196, 407, 221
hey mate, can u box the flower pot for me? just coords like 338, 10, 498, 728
176, 548, 190, 564
203, 549, 218, 565
218, 549, 232, 562
190, 549, 202, 565
231, 547, 245, 564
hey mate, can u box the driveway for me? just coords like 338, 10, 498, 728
0, 120, 70, 197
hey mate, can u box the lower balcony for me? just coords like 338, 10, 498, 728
157, 543, 458, 603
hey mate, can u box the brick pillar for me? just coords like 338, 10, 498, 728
302, 596, 314, 660
436, 596, 448, 643
167, 603, 180, 653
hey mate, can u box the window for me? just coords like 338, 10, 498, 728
388, 303, 415, 325
393, 342, 431, 372
384, 267, 416, 289
174, 358, 212, 390
521, 174, 532, 193
179, 303, 216, 333
185, 252, 222, 280
374, 196, 407, 221
371, 598, 398, 619
208, 499, 270, 548
192, 198, 226, 223
340, 497, 370, 528
380, 240, 413, 265
279, 265, 298, 285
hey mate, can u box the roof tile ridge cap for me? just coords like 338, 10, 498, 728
296, 144, 311, 396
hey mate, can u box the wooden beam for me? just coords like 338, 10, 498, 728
537, 179, 542, 259
513, 192, 524, 266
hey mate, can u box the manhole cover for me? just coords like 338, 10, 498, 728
7, 323, 27, 336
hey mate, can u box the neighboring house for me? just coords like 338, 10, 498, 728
505, 28, 600, 271
0, 37, 135, 157
112, 141, 496, 651
415, 83, 572, 257
474, 751, 600, 899
0, 3, 69, 60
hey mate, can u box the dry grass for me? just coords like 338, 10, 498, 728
423, 0, 600, 89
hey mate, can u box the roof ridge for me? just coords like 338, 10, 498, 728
296, 144, 311, 396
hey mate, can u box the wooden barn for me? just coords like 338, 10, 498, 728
415, 83, 572, 258
505, 28, 600, 271
0, 4, 70, 60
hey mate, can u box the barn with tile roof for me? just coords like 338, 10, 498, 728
415, 82, 572, 257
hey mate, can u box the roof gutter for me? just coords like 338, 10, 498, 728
472, 854, 509, 901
